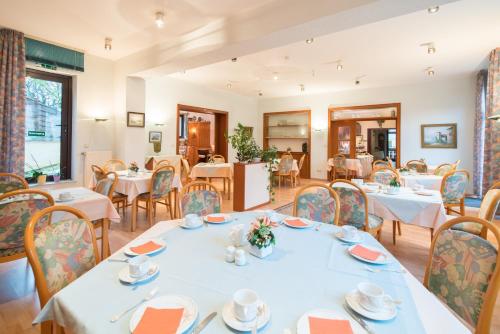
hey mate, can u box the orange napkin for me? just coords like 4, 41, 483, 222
308, 317, 353, 334
206, 215, 225, 223
285, 218, 308, 227
351, 245, 382, 261
133, 307, 184, 334
130, 241, 162, 254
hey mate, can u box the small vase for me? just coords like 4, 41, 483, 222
37, 175, 47, 185
53, 175, 61, 183
249, 244, 273, 258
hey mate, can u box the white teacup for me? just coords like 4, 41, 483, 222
128, 255, 151, 278
342, 225, 358, 240
233, 289, 259, 322
267, 211, 281, 224
59, 192, 71, 201
357, 282, 388, 311
185, 214, 202, 227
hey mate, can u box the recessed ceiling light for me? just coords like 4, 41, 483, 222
273, 73, 278, 81
231, 57, 238, 62
155, 11, 165, 28
305, 38, 314, 44
426, 67, 435, 76
427, 45, 436, 54
226, 83, 232, 89
427, 6, 439, 14
258, 91, 263, 96
337, 63, 343, 71
104, 37, 112, 51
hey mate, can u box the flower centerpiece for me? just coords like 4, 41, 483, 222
247, 216, 277, 258
388, 177, 401, 194
128, 161, 139, 176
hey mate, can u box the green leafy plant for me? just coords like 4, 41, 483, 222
247, 216, 277, 249
261, 146, 278, 201
227, 123, 260, 163
26, 154, 46, 180
129, 161, 139, 172
389, 177, 401, 187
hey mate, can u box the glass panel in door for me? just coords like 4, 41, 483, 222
337, 126, 351, 155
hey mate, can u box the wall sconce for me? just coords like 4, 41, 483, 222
155, 123, 165, 126
94, 118, 109, 122
488, 114, 500, 122
312, 128, 325, 133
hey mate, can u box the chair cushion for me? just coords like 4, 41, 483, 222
368, 214, 383, 229
0, 246, 25, 258
451, 222, 482, 235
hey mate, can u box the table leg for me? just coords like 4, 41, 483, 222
131, 198, 137, 232
174, 188, 178, 218
227, 178, 231, 200
102, 218, 110, 258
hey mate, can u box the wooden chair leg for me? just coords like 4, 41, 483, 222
397, 221, 402, 236
101, 219, 110, 258
167, 194, 174, 219
392, 220, 397, 245
147, 200, 153, 227
430, 228, 434, 241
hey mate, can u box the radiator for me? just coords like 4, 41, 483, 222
82, 150, 112, 187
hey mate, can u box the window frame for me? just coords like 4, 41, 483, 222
25, 68, 72, 182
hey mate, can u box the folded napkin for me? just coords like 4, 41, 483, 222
308, 316, 353, 334
351, 245, 382, 261
133, 307, 184, 334
285, 218, 308, 227
130, 241, 163, 254
206, 215, 225, 223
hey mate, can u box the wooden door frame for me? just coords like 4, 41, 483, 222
327, 103, 401, 167
176, 104, 229, 160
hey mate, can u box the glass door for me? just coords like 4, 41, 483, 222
332, 121, 356, 158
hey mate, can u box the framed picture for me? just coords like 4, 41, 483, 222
149, 131, 162, 143
127, 112, 145, 127
421, 123, 457, 148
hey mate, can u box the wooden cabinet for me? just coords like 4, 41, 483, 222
187, 122, 211, 148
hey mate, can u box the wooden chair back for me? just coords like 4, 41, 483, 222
210, 155, 225, 163
91, 165, 106, 183
155, 159, 171, 169
369, 166, 399, 184
179, 181, 222, 217
298, 154, 306, 171
94, 171, 118, 200
293, 183, 340, 225
0, 172, 29, 194
147, 165, 176, 200
329, 179, 369, 231
434, 163, 455, 176
277, 155, 293, 175
103, 159, 126, 172
440, 169, 470, 203
406, 159, 428, 173
372, 159, 390, 168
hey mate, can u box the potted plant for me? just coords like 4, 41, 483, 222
388, 177, 401, 194
247, 216, 277, 258
261, 146, 278, 201
128, 161, 139, 176
227, 123, 260, 163
26, 155, 46, 184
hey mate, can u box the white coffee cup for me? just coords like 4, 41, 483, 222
185, 214, 201, 227
267, 211, 281, 223
128, 255, 151, 278
357, 282, 387, 311
59, 192, 71, 201
233, 289, 259, 322
342, 225, 358, 240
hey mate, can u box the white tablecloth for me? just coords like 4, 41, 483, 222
327, 155, 373, 177
272, 159, 299, 174
190, 162, 233, 179
35, 212, 469, 334
48, 187, 120, 222
400, 174, 443, 191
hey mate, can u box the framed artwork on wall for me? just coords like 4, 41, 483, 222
149, 131, 162, 143
127, 112, 145, 127
421, 123, 457, 148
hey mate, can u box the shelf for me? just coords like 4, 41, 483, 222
266, 137, 308, 139
267, 124, 308, 128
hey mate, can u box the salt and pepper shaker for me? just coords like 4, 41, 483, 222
235, 249, 247, 266
225, 246, 236, 263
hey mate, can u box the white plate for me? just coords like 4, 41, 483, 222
130, 294, 198, 334
415, 190, 433, 196
124, 238, 167, 256
179, 220, 203, 229
203, 213, 232, 224
118, 263, 159, 284
345, 290, 397, 321
347, 244, 391, 264
283, 218, 313, 229
55, 196, 75, 202
222, 300, 271, 332
335, 232, 363, 244
296, 309, 364, 334
382, 191, 399, 195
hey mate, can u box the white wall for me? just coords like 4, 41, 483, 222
258, 74, 476, 182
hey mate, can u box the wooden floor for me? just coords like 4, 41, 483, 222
1, 178, 499, 333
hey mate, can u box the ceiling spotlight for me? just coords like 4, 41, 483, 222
155, 11, 165, 28
355, 80, 360, 85
427, 45, 436, 54
273, 73, 278, 81
226, 83, 232, 89
427, 6, 439, 14
258, 91, 263, 96
300, 84, 305, 92
305, 38, 314, 44
231, 57, 238, 62
337, 63, 343, 71
104, 37, 112, 51
426, 67, 435, 76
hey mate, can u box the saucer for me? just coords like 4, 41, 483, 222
124, 238, 167, 256
415, 190, 433, 196
345, 290, 397, 321
118, 262, 159, 284
179, 220, 203, 229
204, 213, 232, 224
222, 300, 271, 332
55, 196, 75, 202
130, 294, 198, 333
296, 309, 364, 334
335, 232, 362, 244
347, 244, 391, 264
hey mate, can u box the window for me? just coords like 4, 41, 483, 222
25, 69, 72, 182
179, 113, 188, 139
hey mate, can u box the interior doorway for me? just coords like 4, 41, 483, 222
176, 104, 228, 166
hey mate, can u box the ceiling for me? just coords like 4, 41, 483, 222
169, 0, 500, 98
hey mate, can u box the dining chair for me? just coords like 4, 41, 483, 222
450, 188, 500, 239
372, 159, 390, 168
369, 166, 400, 185
424, 216, 500, 334
329, 180, 383, 240
276, 154, 295, 187
0, 190, 54, 264
295, 154, 306, 185
92, 172, 118, 257
92, 165, 127, 215
103, 159, 127, 172
453, 159, 462, 169
331, 154, 349, 180
406, 159, 428, 173
179, 181, 222, 217
293, 183, 340, 225
281, 152, 293, 159
136, 165, 176, 226
181, 158, 191, 183
25, 206, 100, 334
155, 159, 171, 168
0, 172, 29, 194
440, 169, 469, 216
210, 154, 225, 163
434, 163, 455, 176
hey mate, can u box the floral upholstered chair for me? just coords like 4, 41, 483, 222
331, 154, 349, 180
329, 180, 383, 240
180, 181, 221, 217
276, 155, 294, 187
137, 165, 175, 226
434, 163, 455, 176
0, 172, 28, 195
406, 159, 428, 173
440, 169, 469, 216
92, 172, 118, 258
25, 206, 99, 334
293, 183, 340, 225
369, 166, 399, 186
424, 216, 500, 334
0, 189, 54, 263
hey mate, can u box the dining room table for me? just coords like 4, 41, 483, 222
327, 155, 373, 178
190, 162, 233, 199
399, 173, 443, 191
34, 211, 470, 334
